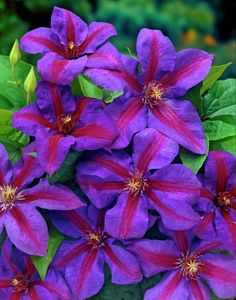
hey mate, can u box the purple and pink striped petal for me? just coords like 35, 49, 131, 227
0, 144, 12, 186
188, 280, 211, 300
136, 28, 176, 83
148, 99, 206, 154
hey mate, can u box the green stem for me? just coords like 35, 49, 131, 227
26, 92, 31, 105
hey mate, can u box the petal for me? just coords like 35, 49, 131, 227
146, 189, 200, 230
136, 28, 176, 82
0, 212, 5, 235
201, 253, 236, 298
203, 150, 236, 195
104, 97, 147, 149
80, 22, 116, 54
5, 205, 48, 256
144, 271, 188, 300
36, 132, 75, 175
71, 112, 117, 151
194, 212, 216, 241
215, 209, 236, 254
12, 142, 44, 189
65, 249, 104, 299
105, 193, 149, 239
188, 280, 210, 300
149, 99, 206, 154
36, 81, 76, 122
20, 27, 65, 56
86, 42, 121, 69
148, 164, 201, 203
128, 239, 179, 277
37, 53, 87, 85
133, 128, 179, 173
160, 49, 213, 98
104, 243, 142, 284
51, 7, 88, 46
22, 179, 84, 210
0, 144, 12, 186
12, 104, 57, 136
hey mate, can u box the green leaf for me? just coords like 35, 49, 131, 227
71, 74, 103, 99
49, 151, 81, 184
31, 225, 64, 280
200, 62, 232, 95
203, 79, 236, 118
103, 90, 123, 104
0, 55, 39, 110
179, 137, 209, 173
203, 120, 236, 141
184, 83, 203, 114
210, 135, 236, 156
0, 108, 29, 163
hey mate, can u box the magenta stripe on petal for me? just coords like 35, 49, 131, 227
79, 180, 125, 191
148, 180, 198, 193
203, 261, 236, 284
24, 36, 65, 56
65, 211, 92, 233
116, 98, 143, 132
37, 281, 69, 298
194, 212, 214, 236
222, 211, 236, 253
12, 155, 35, 189
174, 231, 188, 255
0, 279, 12, 288
65, 10, 76, 42
50, 59, 69, 83
28, 287, 41, 300
195, 241, 222, 256
212, 151, 228, 193
189, 280, 206, 300
104, 244, 140, 277
158, 271, 182, 299
49, 85, 64, 118
13, 112, 57, 129
46, 134, 63, 174
9, 292, 22, 300
145, 32, 159, 83
200, 188, 214, 200
71, 124, 114, 140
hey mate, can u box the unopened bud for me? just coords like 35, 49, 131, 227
24, 66, 37, 94
9, 39, 21, 66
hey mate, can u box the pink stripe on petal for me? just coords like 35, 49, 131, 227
148, 180, 198, 193
65, 10, 76, 42
28, 287, 41, 300
158, 271, 182, 300
25, 257, 35, 276
195, 241, 222, 256
0, 279, 12, 288
12, 155, 35, 189
36, 281, 69, 299
189, 280, 206, 300
222, 211, 236, 252
72, 98, 92, 121
13, 113, 57, 129
3, 240, 18, 273
71, 124, 114, 140
56, 243, 90, 269
88, 157, 130, 179
119, 71, 142, 92
50, 59, 69, 83
79, 180, 125, 191
118, 195, 140, 238
194, 212, 215, 236
230, 188, 236, 197
174, 231, 188, 255
203, 261, 236, 284
200, 188, 214, 200
47, 134, 63, 174
145, 32, 159, 83
65, 211, 92, 233
24, 36, 65, 56
49, 85, 64, 118
104, 244, 140, 277
9, 292, 22, 300
213, 151, 228, 193
116, 98, 143, 132
152, 102, 203, 153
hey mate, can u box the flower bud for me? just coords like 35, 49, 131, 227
9, 39, 21, 66
24, 66, 37, 94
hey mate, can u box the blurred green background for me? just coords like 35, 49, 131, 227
0, 0, 235, 77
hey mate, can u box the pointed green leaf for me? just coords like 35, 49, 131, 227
71, 74, 103, 99
210, 135, 236, 156
203, 120, 236, 141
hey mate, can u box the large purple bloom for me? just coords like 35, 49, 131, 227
194, 150, 236, 254
85, 29, 213, 152
0, 143, 84, 256
128, 228, 236, 300
0, 239, 71, 300
77, 128, 201, 239
20, 6, 116, 85
12, 81, 117, 174
50, 206, 142, 299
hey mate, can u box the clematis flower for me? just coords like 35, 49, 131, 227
0, 239, 71, 300
194, 150, 236, 253
12, 81, 117, 174
128, 228, 236, 300
77, 128, 201, 239
50, 205, 142, 300
85, 29, 213, 152
20, 6, 116, 85
0, 143, 84, 256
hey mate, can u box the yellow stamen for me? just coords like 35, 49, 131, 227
68, 41, 75, 50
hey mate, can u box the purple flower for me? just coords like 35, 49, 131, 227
12, 81, 118, 174
0, 143, 84, 256
128, 228, 236, 300
50, 206, 142, 299
194, 150, 236, 254
85, 29, 213, 152
77, 128, 201, 239
0, 239, 71, 300
20, 6, 116, 85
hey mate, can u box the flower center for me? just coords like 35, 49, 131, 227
0, 185, 24, 211
142, 80, 164, 107
86, 231, 106, 249
65, 41, 81, 59
175, 251, 203, 280
217, 191, 233, 211
11, 273, 29, 293
124, 170, 148, 196
57, 114, 75, 134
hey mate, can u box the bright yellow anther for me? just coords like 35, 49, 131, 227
68, 41, 75, 50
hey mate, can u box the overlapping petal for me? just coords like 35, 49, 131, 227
0, 144, 12, 186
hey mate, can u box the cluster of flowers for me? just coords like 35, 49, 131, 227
0, 6, 236, 300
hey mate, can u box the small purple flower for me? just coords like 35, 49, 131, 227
50, 206, 142, 299
77, 128, 201, 239
20, 6, 116, 85
12, 81, 118, 174
0, 143, 84, 256
0, 239, 71, 300
128, 228, 236, 300
194, 150, 236, 254
85, 29, 213, 152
